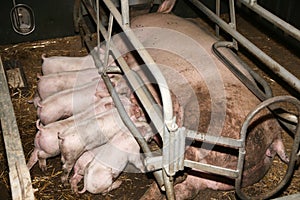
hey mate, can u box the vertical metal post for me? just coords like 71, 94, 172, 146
229, 0, 238, 50
121, 0, 130, 26
103, 13, 114, 72
215, 0, 220, 37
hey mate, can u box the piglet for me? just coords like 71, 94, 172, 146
77, 130, 145, 194
41, 47, 117, 75
37, 68, 101, 99
58, 106, 152, 184
27, 96, 121, 171
37, 79, 110, 125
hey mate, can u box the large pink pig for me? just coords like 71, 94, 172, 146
116, 13, 289, 199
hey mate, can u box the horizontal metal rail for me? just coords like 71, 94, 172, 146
184, 160, 239, 178
185, 128, 243, 148
189, 0, 300, 94
237, 0, 300, 42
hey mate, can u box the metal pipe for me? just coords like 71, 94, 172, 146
212, 41, 267, 101
79, 0, 175, 196
228, 47, 273, 98
238, 0, 300, 42
101, 74, 165, 190
81, 0, 167, 136
120, 0, 130, 26
213, 41, 298, 129
188, 0, 300, 93
102, 0, 175, 128
235, 95, 300, 200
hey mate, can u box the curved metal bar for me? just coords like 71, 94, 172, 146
213, 41, 298, 129
235, 95, 300, 200
212, 41, 269, 101
227, 45, 273, 98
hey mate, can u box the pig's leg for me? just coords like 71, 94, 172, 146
27, 148, 39, 170
157, 0, 176, 14
37, 150, 53, 172
129, 154, 145, 173
103, 180, 122, 195
70, 174, 83, 193
134, 121, 152, 141
70, 161, 85, 193
139, 182, 164, 200
61, 157, 77, 185
173, 175, 233, 199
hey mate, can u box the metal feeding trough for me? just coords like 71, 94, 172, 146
10, 3, 35, 35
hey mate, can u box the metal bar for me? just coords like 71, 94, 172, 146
212, 41, 298, 129
120, 0, 130, 26
184, 160, 239, 178
215, 0, 220, 37
185, 128, 243, 148
238, 0, 300, 42
101, 74, 166, 189
189, 0, 300, 93
228, 0, 238, 49
102, 0, 175, 129
82, 0, 173, 138
80, 1, 176, 196
235, 96, 300, 200
0, 58, 35, 200
103, 13, 114, 70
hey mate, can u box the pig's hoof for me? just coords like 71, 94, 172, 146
61, 176, 69, 186
40, 165, 47, 172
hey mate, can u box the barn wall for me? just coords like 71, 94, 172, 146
0, 0, 75, 45
0, 0, 300, 45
